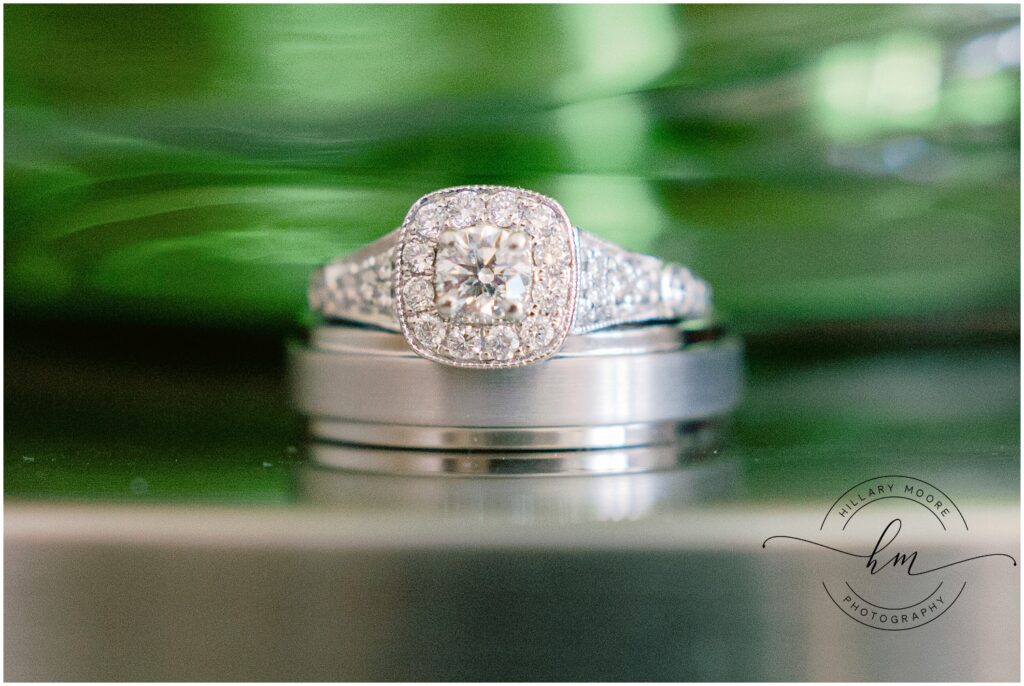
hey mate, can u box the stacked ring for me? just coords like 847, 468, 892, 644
296, 185, 741, 474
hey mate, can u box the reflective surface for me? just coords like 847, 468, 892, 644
5, 325, 1019, 680
305, 429, 716, 474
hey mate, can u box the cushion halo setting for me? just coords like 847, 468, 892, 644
394, 186, 578, 368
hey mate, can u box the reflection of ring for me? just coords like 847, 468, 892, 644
305, 433, 717, 476
309, 185, 712, 368
290, 322, 742, 451
301, 444, 742, 501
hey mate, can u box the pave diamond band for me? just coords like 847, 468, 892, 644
309, 231, 711, 331
309, 185, 713, 368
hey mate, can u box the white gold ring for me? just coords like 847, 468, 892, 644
309, 185, 713, 368
291, 322, 743, 450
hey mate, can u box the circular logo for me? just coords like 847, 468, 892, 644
764, 475, 1016, 631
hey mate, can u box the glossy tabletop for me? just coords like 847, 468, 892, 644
5, 322, 1019, 681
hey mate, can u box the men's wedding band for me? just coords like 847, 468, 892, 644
309, 185, 713, 369
290, 322, 742, 451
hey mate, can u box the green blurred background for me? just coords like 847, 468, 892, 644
4, 4, 1020, 501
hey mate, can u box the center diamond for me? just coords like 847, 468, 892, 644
434, 224, 532, 323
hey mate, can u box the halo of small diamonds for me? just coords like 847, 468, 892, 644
394, 185, 578, 368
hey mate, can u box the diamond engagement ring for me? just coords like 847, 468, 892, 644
309, 185, 713, 369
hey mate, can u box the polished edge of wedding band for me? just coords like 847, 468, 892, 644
306, 421, 721, 477
308, 419, 688, 451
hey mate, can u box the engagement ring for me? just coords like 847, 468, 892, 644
309, 185, 712, 368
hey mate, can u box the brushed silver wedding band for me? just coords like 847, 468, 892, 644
290, 322, 742, 452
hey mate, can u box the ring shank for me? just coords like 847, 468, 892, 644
307, 228, 712, 335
